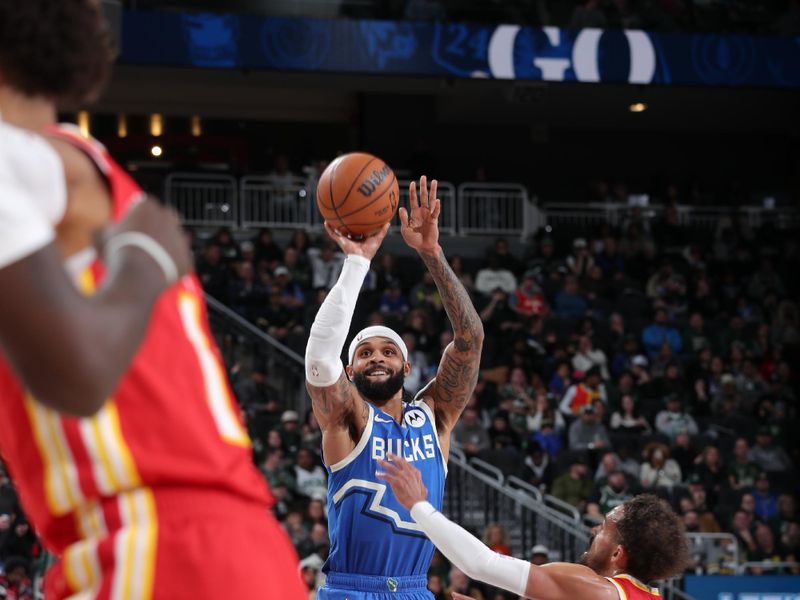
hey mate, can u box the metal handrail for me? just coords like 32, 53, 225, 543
204, 293, 308, 414
506, 475, 543, 503
205, 294, 304, 365
469, 457, 505, 484
544, 494, 582, 525
737, 561, 800, 574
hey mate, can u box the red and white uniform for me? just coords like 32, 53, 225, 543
0, 125, 305, 600
606, 574, 661, 600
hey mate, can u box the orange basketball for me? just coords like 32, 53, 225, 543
316, 152, 400, 238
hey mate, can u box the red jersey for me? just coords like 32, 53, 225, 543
607, 574, 661, 600
0, 126, 273, 596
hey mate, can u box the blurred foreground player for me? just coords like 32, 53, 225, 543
0, 1, 305, 598
379, 455, 689, 600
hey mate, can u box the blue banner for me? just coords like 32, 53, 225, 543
684, 575, 800, 600
120, 11, 800, 88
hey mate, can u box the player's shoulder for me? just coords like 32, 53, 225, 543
45, 135, 102, 189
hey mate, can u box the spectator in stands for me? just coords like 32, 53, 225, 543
259, 448, 296, 491
453, 407, 490, 458
554, 275, 588, 319
510, 270, 548, 317
0, 556, 33, 600
748, 257, 785, 300
728, 437, 759, 491
526, 237, 562, 279
559, 367, 606, 417
682, 311, 711, 356
488, 412, 521, 450
499, 367, 535, 407
749, 426, 792, 473
253, 228, 283, 269
640, 441, 682, 492
609, 394, 651, 436
521, 441, 555, 491
749, 522, 796, 572
445, 567, 485, 600
529, 544, 550, 566
283, 509, 310, 553
568, 404, 611, 452
379, 281, 410, 326
692, 445, 726, 496
196, 242, 230, 301
670, 431, 696, 477
529, 395, 565, 458
401, 332, 429, 396
478, 288, 520, 366
302, 410, 322, 450
211, 228, 239, 264
227, 260, 267, 322
272, 265, 306, 315
548, 361, 572, 397
655, 395, 699, 441
571, 335, 610, 380
426, 574, 446, 600
278, 410, 302, 458
566, 238, 595, 278
551, 455, 593, 512
491, 238, 523, 276
475, 254, 517, 297
642, 307, 683, 358
294, 447, 327, 500
410, 271, 443, 314
752, 472, 780, 522
482, 524, 511, 556
730, 509, 758, 558
586, 469, 634, 524
283, 245, 312, 291
308, 241, 344, 290
595, 236, 625, 278
448, 255, 474, 291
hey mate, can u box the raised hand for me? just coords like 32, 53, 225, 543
324, 221, 390, 261
400, 175, 441, 255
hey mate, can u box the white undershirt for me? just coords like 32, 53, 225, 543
0, 119, 67, 269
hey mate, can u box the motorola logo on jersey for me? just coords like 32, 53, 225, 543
372, 434, 435, 463
404, 408, 426, 428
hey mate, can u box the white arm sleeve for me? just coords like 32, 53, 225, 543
411, 501, 531, 597
0, 122, 66, 269
305, 254, 370, 386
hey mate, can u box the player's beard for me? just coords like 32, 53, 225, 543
352, 367, 405, 403
579, 535, 609, 574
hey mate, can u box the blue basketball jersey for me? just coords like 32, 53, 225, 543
323, 400, 447, 577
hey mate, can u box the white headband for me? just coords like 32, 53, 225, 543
348, 326, 408, 364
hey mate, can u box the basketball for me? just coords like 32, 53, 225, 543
316, 152, 400, 238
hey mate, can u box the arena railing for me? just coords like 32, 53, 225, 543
457, 183, 536, 238
445, 453, 591, 563
239, 175, 314, 230
737, 561, 800, 575
204, 294, 308, 414
544, 202, 799, 230
164, 172, 238, 227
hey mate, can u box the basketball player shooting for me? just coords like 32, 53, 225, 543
379, 454, 690, 600
306, 176, 484, 599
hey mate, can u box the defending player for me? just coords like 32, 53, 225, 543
0, 1, 305, 598
305, 177, 484, 598
379, 454, 690, 600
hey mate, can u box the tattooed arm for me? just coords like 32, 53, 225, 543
399, 177, 484, 448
